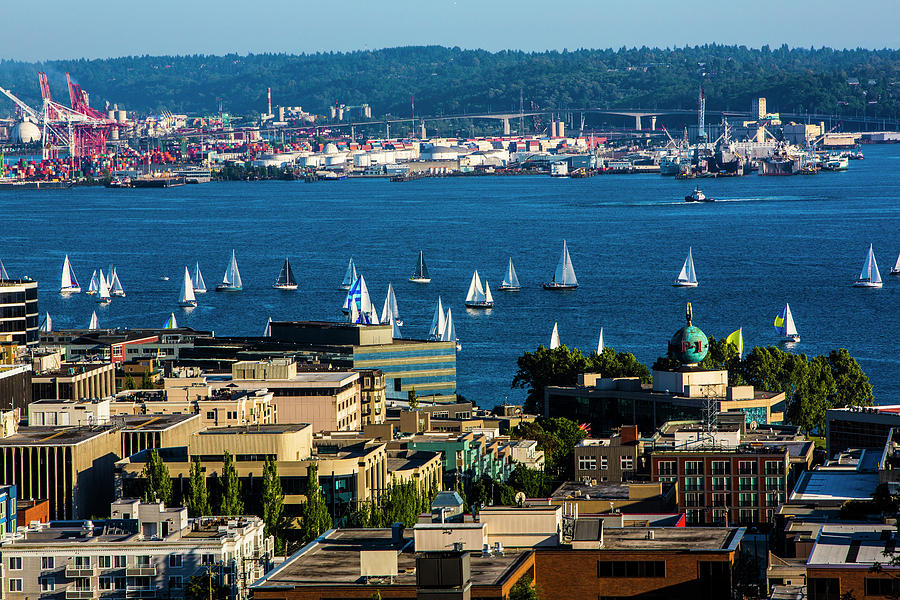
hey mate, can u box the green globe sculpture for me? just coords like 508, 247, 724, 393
667, 302, 709, 365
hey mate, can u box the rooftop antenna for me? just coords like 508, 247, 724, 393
519, 88, 524, 136
698, 86, 706, 145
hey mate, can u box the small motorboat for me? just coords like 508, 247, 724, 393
685, 187, 714, 203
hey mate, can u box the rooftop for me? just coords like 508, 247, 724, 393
33, 363, 111, 378
807, 524, 899, 567
253, 528, 528, 589
790, 470, 878, 503
197, 424, 310, 436
0, 425, 115, 446
551, 481, 631, 501
117, 414, 199, 431
602, 526, 743, 552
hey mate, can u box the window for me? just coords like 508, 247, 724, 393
114, 577, 126, 590
739, 509, 756, 524
75, 556, 91, 568
394, 378, 402, 392
41, 578, 56, 592
98, 556, 111, 568
712, 509, 728, 524
8, 579, 22, 592
201, 554, 215, 566
42, 556, 54, 570
227, 411, 238, 420
685, 492, 703, 507
597, 456, 607, 470
99, 577, 112, 591
739, 492, 757, 507
711, 460, 729, 475
8, 556, 21, 570
169, 554, 183, 568
206, 411, 215, 420
578, 456, 597, 471
620, 456, 633, 471
597, 561, 665, 578
657, 460, 676, 476
712, 493, 728, 507
169, 576, 183, 589
684, 476, 704, 491
765, 460, 784, 475
114, 556, 127, 568
809, 577, 840, 600
766, 477, 782, 491
685, 461, 703, 475
711, 477, 729, 491
738, 477, 757, 491
738, 460, 757, 475
136, 555, 151, 567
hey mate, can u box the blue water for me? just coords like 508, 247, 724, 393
2, 146, 899, 408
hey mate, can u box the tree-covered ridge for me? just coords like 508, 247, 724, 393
1, 45, 898, 118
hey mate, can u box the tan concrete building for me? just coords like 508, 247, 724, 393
31, 362, 116, 401
112, 386, 277, 428
28, 397, 112, 426
355, 368, 386, 425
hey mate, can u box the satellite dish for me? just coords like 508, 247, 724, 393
515, 492, 526, 507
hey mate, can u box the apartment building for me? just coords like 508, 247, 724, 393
354, 368, 385, 425
0, 364, 32, 412
31, 362, 116, 401
0, 499, 272, 600
0, 279, 39, 347
112, 387, 277, 428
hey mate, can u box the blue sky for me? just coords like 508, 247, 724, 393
2, 0, 898, 61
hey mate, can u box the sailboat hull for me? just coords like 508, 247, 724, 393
890, 269, 900, 276
498, 285, 520, 292
60, 286, 81, 294
673, 281, 699, 288
852, 281, 883, 288
111, 291, 126, 297
96, 297, 111, 305
215, 285, 243, 292
408, 277, 431, 284
465, 301, 494, 309
779, 335, 801, 343
542, 282, 577, 290
273, 284, 299, 290
193, 289, 207, 294
179, 300, 198, 308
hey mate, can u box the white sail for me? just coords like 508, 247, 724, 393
860, 244, 882, 284
341, 258, 357, 288
194, 262, 207, 293
0, 260, 8, 281
676, 248, 698, 284
784, 303, 798, 337
60, 255, 80, 291
39, 313, 52, 333
484, 280, 493, 304
97, 270, 111, 300
110, 268, 125, 296
550, 322, 561, 349
179, 267, 196, 305
441, 308, 456, 342
392, 316, 402, 339
222, 250, 243, 288
597, 328, 604, 354
553, 241, 577, 286
503, 258, 520, 288
429, 297, 446, 339
357, 275, 378, 324
349, 301, 360, 324
264, 317, 272, 337
381, 283, 396, 324
894, 253, 900, 272
88, 311, 99, 330
465, 270, 486, 303
87, 269, 99, 294
163, 313, 178, 329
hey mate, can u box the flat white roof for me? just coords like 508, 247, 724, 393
808, 524, 898, 567
790, 471, 878, 502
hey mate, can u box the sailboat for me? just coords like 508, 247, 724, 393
39, 313, 52, 333
890, 252, 900, 276
409, 251, 431, 284
339, 257, 357, 290
273, 257, 298, 290
673, 247, 699, 287
543, 240, 578, 290
193, 262, 207, 293
163, 313, 178, 329
597, 328, 604, 354
178, 267, 198, 307
498, 258, 520, 291
264, 317, 272, 337
549, 323, 561, 349
87, 270, 100, 295
60, 255, 81, 294
109, 268, 126, 297
381, 283, 403, 327
88, 311, 99, 330
441, 307, 460, 351
0, 260, 9, 281
464, 270, 494, 309
853, 244, 883, 288
216, 250, 243, 292
428, 297, 446, 340
774, 303, 800, 343
343, 275, 379, 323
96, 270, 112, 305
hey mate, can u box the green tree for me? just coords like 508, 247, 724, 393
124, 374, 136, 390
218, 451, 244, 516
508, 464, 550, 499
186, 457, 210, 517
140, 371, 153, 389
588, 347, 652, 383
262, 456, 286, 554
140, 449, 172, 505
408, 387, 419, 409
300, 464, 332, 543
509, 575, 541, 600
825, 349, 874, 409
699, 335, 746, 385
512, 345, 589, 414
513, 417, 586, 482
184, 572, 226, 600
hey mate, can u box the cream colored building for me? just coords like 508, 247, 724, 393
112, 385, 277, 428
29, 397, 112, 426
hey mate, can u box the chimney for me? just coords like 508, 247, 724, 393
621, 425, 638, 445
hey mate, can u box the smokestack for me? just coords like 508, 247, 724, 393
267, 88, 272, 116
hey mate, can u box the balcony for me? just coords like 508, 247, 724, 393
65, 566, 97, 578
126, 587, 157, 599
65, 589, 97, 600
125, 566, 157, 577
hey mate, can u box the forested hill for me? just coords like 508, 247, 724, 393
1, 45, 898, 119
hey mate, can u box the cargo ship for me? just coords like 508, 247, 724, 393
0, 180, 73, 190
758, 144, 800, 176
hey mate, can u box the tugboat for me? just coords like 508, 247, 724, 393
685, 187, 714, 203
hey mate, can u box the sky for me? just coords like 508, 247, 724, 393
2, 0, 898, 61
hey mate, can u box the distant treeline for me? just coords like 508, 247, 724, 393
0, 45, 898, 119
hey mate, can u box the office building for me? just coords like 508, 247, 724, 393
0, 279, 38, 347
0, 499, 272, 600
41, 327, 212, 363
825, 405, 900, 456
0, 364, 32, 412
31, 362, 116, 401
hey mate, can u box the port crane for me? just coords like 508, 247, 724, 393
0, 72, 123, 161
